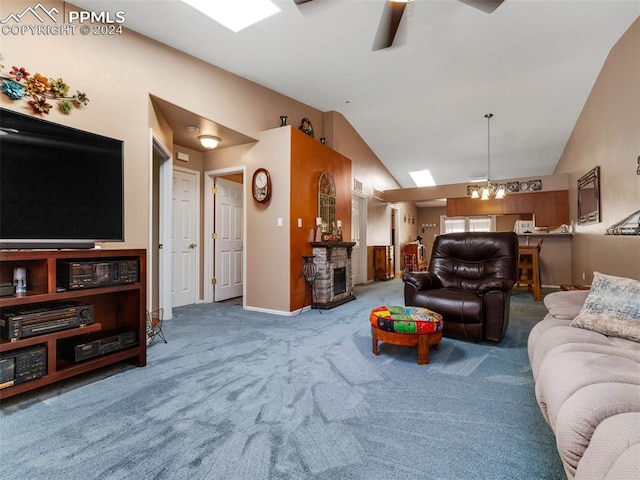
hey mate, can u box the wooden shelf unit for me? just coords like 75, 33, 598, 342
0, 249, 146, 400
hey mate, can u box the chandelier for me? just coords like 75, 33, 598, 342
469, 113, 506, 200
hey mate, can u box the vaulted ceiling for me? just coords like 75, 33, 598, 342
73, 0, 639, 188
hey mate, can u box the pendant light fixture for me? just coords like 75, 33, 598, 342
470, 113, 506, 200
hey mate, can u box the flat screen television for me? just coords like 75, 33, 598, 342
0, 108, 124, 249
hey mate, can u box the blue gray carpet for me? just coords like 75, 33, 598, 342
0, 281, 564, 479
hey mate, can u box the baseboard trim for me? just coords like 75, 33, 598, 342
244, 305, 312, 316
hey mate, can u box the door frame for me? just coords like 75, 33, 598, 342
173, 166, 201, 307
204, 166, 247, 305
391, 204, 400, 277
151, 130, 173, 320
351, 191, 368, 284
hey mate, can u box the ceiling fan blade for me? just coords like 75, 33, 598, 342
372, 1, 407, 51
293, 0, 313, 5
458, 0, 504, 14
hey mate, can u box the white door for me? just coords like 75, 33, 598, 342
215, 177, 243, 301
351, 195, 364, 285
172, 169, 199, 307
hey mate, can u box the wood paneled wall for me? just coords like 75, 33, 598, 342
290, 128, 352, 311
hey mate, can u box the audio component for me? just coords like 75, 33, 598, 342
0, 301, 94, 340
0, 345, 47, 389
57, 259, 139, 291
58, 329, 137, 363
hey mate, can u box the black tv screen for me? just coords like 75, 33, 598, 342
0, 108, 124, 249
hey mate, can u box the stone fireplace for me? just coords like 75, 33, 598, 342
310, 241, 356, 309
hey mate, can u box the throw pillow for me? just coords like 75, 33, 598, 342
571, 272, 640, 342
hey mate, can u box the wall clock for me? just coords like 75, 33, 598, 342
252, 167, 271, 203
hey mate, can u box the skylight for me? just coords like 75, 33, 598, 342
182, 0, 280, 33
409, 170, 436, 187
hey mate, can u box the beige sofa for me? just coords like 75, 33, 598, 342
528, 283, 640, 480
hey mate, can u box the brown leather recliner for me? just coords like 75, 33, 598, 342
403, 231, 519, 342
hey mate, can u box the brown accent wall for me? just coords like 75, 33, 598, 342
290, 128, 352, 311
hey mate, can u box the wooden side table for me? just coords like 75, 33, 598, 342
369, 306, 443, 365
372, 327, 442, 365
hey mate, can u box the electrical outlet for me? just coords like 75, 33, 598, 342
297, 218, 302, 228
582, 272, 586, 281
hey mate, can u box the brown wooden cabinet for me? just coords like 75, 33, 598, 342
0, 249, 146, 399
373, 245, 394, 280
446, 197, 503, 216
446, 190, 569, 227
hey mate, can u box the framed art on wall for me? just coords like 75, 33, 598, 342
577, 166, 600, 225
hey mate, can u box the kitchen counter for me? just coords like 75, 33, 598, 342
517, 233, 572, 287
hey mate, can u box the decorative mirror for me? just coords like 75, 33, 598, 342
577, 166, 600, 225
318, 171, 336, 233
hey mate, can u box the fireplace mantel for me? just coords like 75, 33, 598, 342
311, 241, 356, 262
311, 242, 356, 247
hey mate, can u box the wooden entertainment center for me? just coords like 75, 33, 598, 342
0, 249, 146, 400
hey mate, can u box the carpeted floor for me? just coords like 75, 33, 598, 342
0, 281, 565, 480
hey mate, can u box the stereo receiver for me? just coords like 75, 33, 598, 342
0, 345, 46, 389
0, 301, 94, 340
58, 329, 137, 363
57, 259, 138, 290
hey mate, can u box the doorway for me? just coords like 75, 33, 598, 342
391, 206, 399, 276
213, 176, 243, 301
351, 193, 367, 285
151, 132, 173, 320
204, 167, 247, 305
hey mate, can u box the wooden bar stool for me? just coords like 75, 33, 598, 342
517, 239, 543, 301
